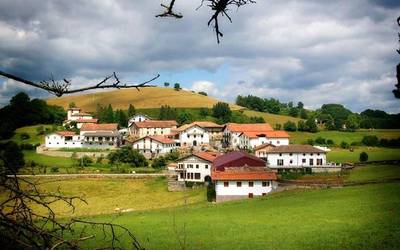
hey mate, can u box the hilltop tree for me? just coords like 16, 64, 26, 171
174, 83, 181, 91
212, 102, 232, 123
128, 104, 136, 117
115, 109, 128, 128
164, 82, 170, 87
105, 104, 114, 123
69, 102, 77, 108
297, 101, 304, 109
159, 105, 178, 120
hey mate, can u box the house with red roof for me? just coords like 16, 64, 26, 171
211, 151, 278, 202
238, 130, 290, 149
64, 107, 97, 129
222, 123, 274, 149
175, 121, 223, 147
132, 135, 178, 159
176, 151, 220, 182
128, 120, 178, 138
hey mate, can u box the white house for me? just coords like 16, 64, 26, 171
64, 107, 98, 129
176, 151, 219, 182
254, 144, 336, 172
211, 151, 277, 202
127, 114, 152, 127
176, 122, 223, 147
80, 123, 121, 148
128, 120, 178, 138
45, 131, 82, 148
223, 123, 274, 149
132, 135, 177, 159
238, 130, 290, 149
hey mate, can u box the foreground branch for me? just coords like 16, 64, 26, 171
0, 70, 160, 97
156, 0, 183, 18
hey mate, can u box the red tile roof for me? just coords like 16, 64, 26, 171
56, 131, 77, 136
213, 151, 266, 171
225, 123, 273, 132
133, 135, 176, 144
212, 171, 277, 181
71, 112, 92, 116
76, 119, 98, 123
177, 121, 223, 131
254, 143, 276, 151
240, 130, 290, 139
132, 120, 177, 128
80, 123, 118, 131
193, 151, 221, 162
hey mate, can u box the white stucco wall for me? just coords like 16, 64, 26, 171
262, 152, 326, 168
176, 156, 212, 182
129, 126, 174, 137
179, 126, 210, 147
132, 137, 177, 154
215, 180, 273, 196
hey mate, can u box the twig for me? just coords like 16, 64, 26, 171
156, 0, 183, 18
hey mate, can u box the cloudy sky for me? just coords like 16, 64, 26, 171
0, 0, 399, 113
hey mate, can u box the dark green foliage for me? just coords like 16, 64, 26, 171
177, 111, 194, 125
318, 104, 352, 130
379, 138, 400, 148
236, 95, 282, 114
199, 108, 210, 117
297, 120, 306, 131
345, 114, 360, 131
115, 109, 128, 128
127, 104, 136, 117
297, 102, 304, 109
20, 132, 30, 140
283, 121, 297, 131
0, 142, 25, 175
159, 105, 178, 120
164, 82, 170, 87
164, 150, 180, 161
107, 147, 148, 167
288, 107, 299, 117
50, 166, 59, 173
299, 109, 308, 119
212, 102, 232, 123
305, 118, 318, 133
361, 136, 379, 147
326, 139, 335, 146
105, 104, 114, 123
198, 91, 208, 96
315, 137, 326, 145
0, 92, 66, 139
248, 116, 265, 123
305, 139, 314, 145
174, 83, 181, 91
207, 185, 216, 202
152, 157, 167, 169
359, 152, 368, 162
359, 109, 400, 129
274, 124, 282, 130
340, 141, 350, 149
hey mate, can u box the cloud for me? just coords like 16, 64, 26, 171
0, 0, 399, 113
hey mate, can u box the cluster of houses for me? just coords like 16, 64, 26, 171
45, 106, 341, 202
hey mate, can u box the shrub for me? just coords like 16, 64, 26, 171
305, 139, 314, 145
96, 156, 104, 164
50, 166, 59, 173
152, 156, 167, 169
107, 147, 148, 167
315, 137, 326, 145
207, 185, 216, 202
340, 141, 349, 149
164, 150, 180, 161
80, 156, 93, 167
359, 152, 368, 162
198, 91, 207, 96
283, 121, 297, 131
361, 135, 379, 147
20, 132, 30, 140
326, 139, 335, 145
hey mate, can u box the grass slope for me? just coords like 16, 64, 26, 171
327, 147, 400, 163
46, 87, 242, 112
0, 124, 54, 145
345, 164, 400, 183
75, 183, 400, 249
289, 129, 400, 144
243, 110, 303, 127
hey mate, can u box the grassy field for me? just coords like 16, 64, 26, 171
25, 177, 206, 217
46, 87, 243, 112
327, 147, 400, 163
289, 129, 400, 145
0, 124, 54, 145
70, 182, 400, 249
243, 110, 303, 128
345, 164, 400, 183
24, 150, 75, 168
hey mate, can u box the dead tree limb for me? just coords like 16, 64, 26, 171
156, 0, 183, 18
0, 70, 160, 97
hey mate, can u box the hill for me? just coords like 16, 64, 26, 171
242, 110, 303, 127
46, 87, 243, 112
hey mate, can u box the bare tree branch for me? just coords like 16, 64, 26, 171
0, 70, 160, 97
156, 0, 183, 18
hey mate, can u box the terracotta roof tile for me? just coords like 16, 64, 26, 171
176, 121, 223, 132
75, 119, 98, 123
225, 123, 273, 133
254, 143, 276, 151
240, 130, 290, 139
56, 131, 77, 136
193, 151, 221, 162
132, 120, 177, 128
80, 123, 118, 131
133, 135, 176, 144
212, 171, 277, 181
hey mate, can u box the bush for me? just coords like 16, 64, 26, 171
359, 152, 368, 162
107, 147, 148, 167
283, 121, 297, 131
315, 137, 326, 145
207, 185, 216, 202
50, 166, 59, 173
20, 132, 30, 140
326, 139, 335, 145
340, 141, 349, 149
305, 139, 314, 145
152, 156, 167, 169
79, 156, 93, 167
20, 143, 35, 150
164, 150, 180, 161
361, 135, 379, 147
36, 125, 45, 135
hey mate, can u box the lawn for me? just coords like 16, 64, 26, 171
72, 183, 400, 249
26, 177, 206, 217
345, 164, 400, 183
23, 150, 75, 168
289, 129, 400, 145
327, 147, 400, 163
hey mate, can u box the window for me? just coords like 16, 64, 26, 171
236, 182, 242, 187
196, 164, 199, 169
195, 173, 201, 179
277, 159, 284, 166
224, 182, 229, 187
248, 193, 253, 198
277, 141, 280, 144
317, 159, 323, 165
310, 153, 313, 156
279, 153, 282, 156
303, 153, 306, 156
289, 160, 293, 164
205, 165, 209, 169
262, 181, 269, 187
302, 159, 306, 163
248, 181, 254, 187
262, 193, 267, 196
317, 153, 320, 156
190, 173, 194, 179
187, 173, 190, 179
289, 153, 292, 156
180, 173, 184, 179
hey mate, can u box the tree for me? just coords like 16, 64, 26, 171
297, 101, 304, 109
128, 104, 136, 117
199, 107, 210, 117
69, 102, 77, 108
108, 147, 148, 167
297, 120, 306, 131
359, 152, 369, 162
152, 156, 167, 169
159, 105, 177, 120
361, 135, 379, 147
115, 109, 128, 127
315, 137, 326, 145
174, 83, 181, 91
299, 109, 308, 119
177, 111, 194, 125
212, 102, 232, 123
198, 91, 208, 96
164, 82, 170, 87
283, 121, 297, 131
340, 141, 350, 149
288, 107, 299, 117
105, 104, 114, 123
305, 117, 318, 133
345, 114, 360, 131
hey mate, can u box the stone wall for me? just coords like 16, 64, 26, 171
37, 146, 111, 158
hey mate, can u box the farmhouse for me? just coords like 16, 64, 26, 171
222, 123, 274, 149
212, 151, 277, 202
238, 130, 290, 149
176, 121, 223, 147
254, 144, 338, 172
64, 107, 98, 129
127, 113, 152, 127
176, 151, 220, 182
132, 135, 177, 159
45, 131, 82, 148
128, 120, 178, 138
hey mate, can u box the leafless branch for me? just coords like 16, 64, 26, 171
156, 0, 183, 18
0, 70, 160, 97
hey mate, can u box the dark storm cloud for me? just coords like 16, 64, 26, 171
0, 0, 399, 112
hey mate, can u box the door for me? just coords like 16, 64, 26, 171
248, 193, 253, 198
193, 140, 197, 146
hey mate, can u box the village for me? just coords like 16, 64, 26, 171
44, 106, 342, 202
